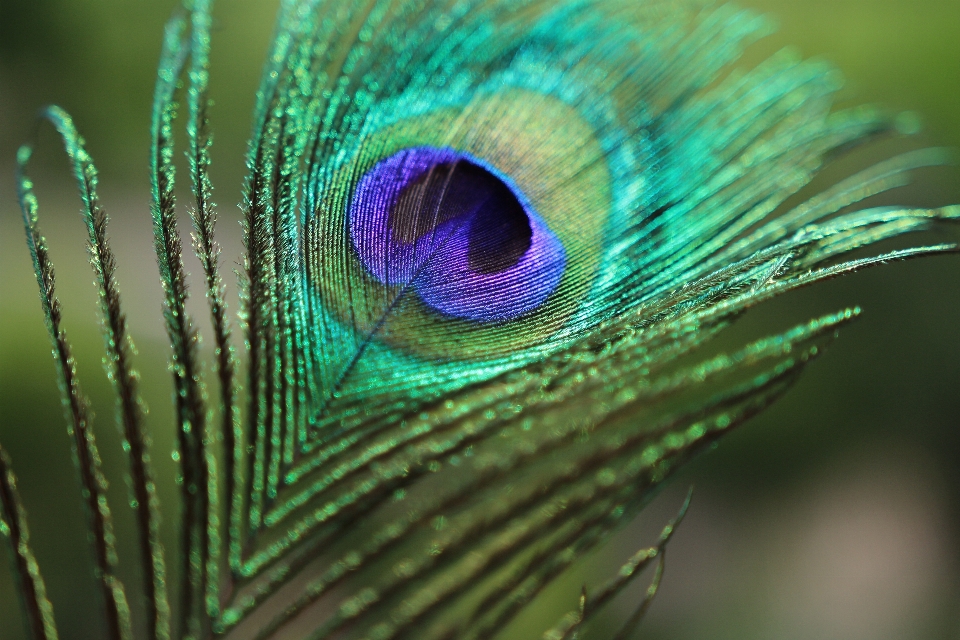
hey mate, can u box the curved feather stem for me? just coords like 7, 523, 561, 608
35, 104, 172, 640
150, 11, 212, 639
544, 488, 690, 640
17, 143, 133, 640
608, 552, 666, 640
0, 445, 59, 640
184, 0, 235, 624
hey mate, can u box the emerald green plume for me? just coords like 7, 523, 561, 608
3, 1, 958, 639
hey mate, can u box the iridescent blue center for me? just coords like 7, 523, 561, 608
349, 147, 566, 322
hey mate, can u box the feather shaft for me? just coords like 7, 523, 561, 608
543, 489, 690, 640
35, 105, 172, 640
17, 144, 134, 640
184, 0, 235, 623
0, 446, 59, 640
150, 11, 212, 638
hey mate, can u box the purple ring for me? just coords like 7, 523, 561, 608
349, 146, 566, 322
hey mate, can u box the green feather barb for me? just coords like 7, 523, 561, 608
3, 1, 958, 639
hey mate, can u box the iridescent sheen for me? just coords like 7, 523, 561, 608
8, 1, 960, 640
349, 146, 566, 322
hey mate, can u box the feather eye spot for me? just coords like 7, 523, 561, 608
308, 90, 612, 359
350, 146, 566, 322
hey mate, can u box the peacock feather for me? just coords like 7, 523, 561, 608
2, 1, 958, 639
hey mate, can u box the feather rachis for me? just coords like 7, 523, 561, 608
17, 127, 135, 640
4, 1, 959, 639
0, 445, 59, 640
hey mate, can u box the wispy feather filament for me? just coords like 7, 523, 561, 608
4, 1, 958, 639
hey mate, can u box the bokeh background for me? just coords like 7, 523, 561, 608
1, 1, 958, 638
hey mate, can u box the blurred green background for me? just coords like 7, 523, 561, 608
0, 1, 958, 638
